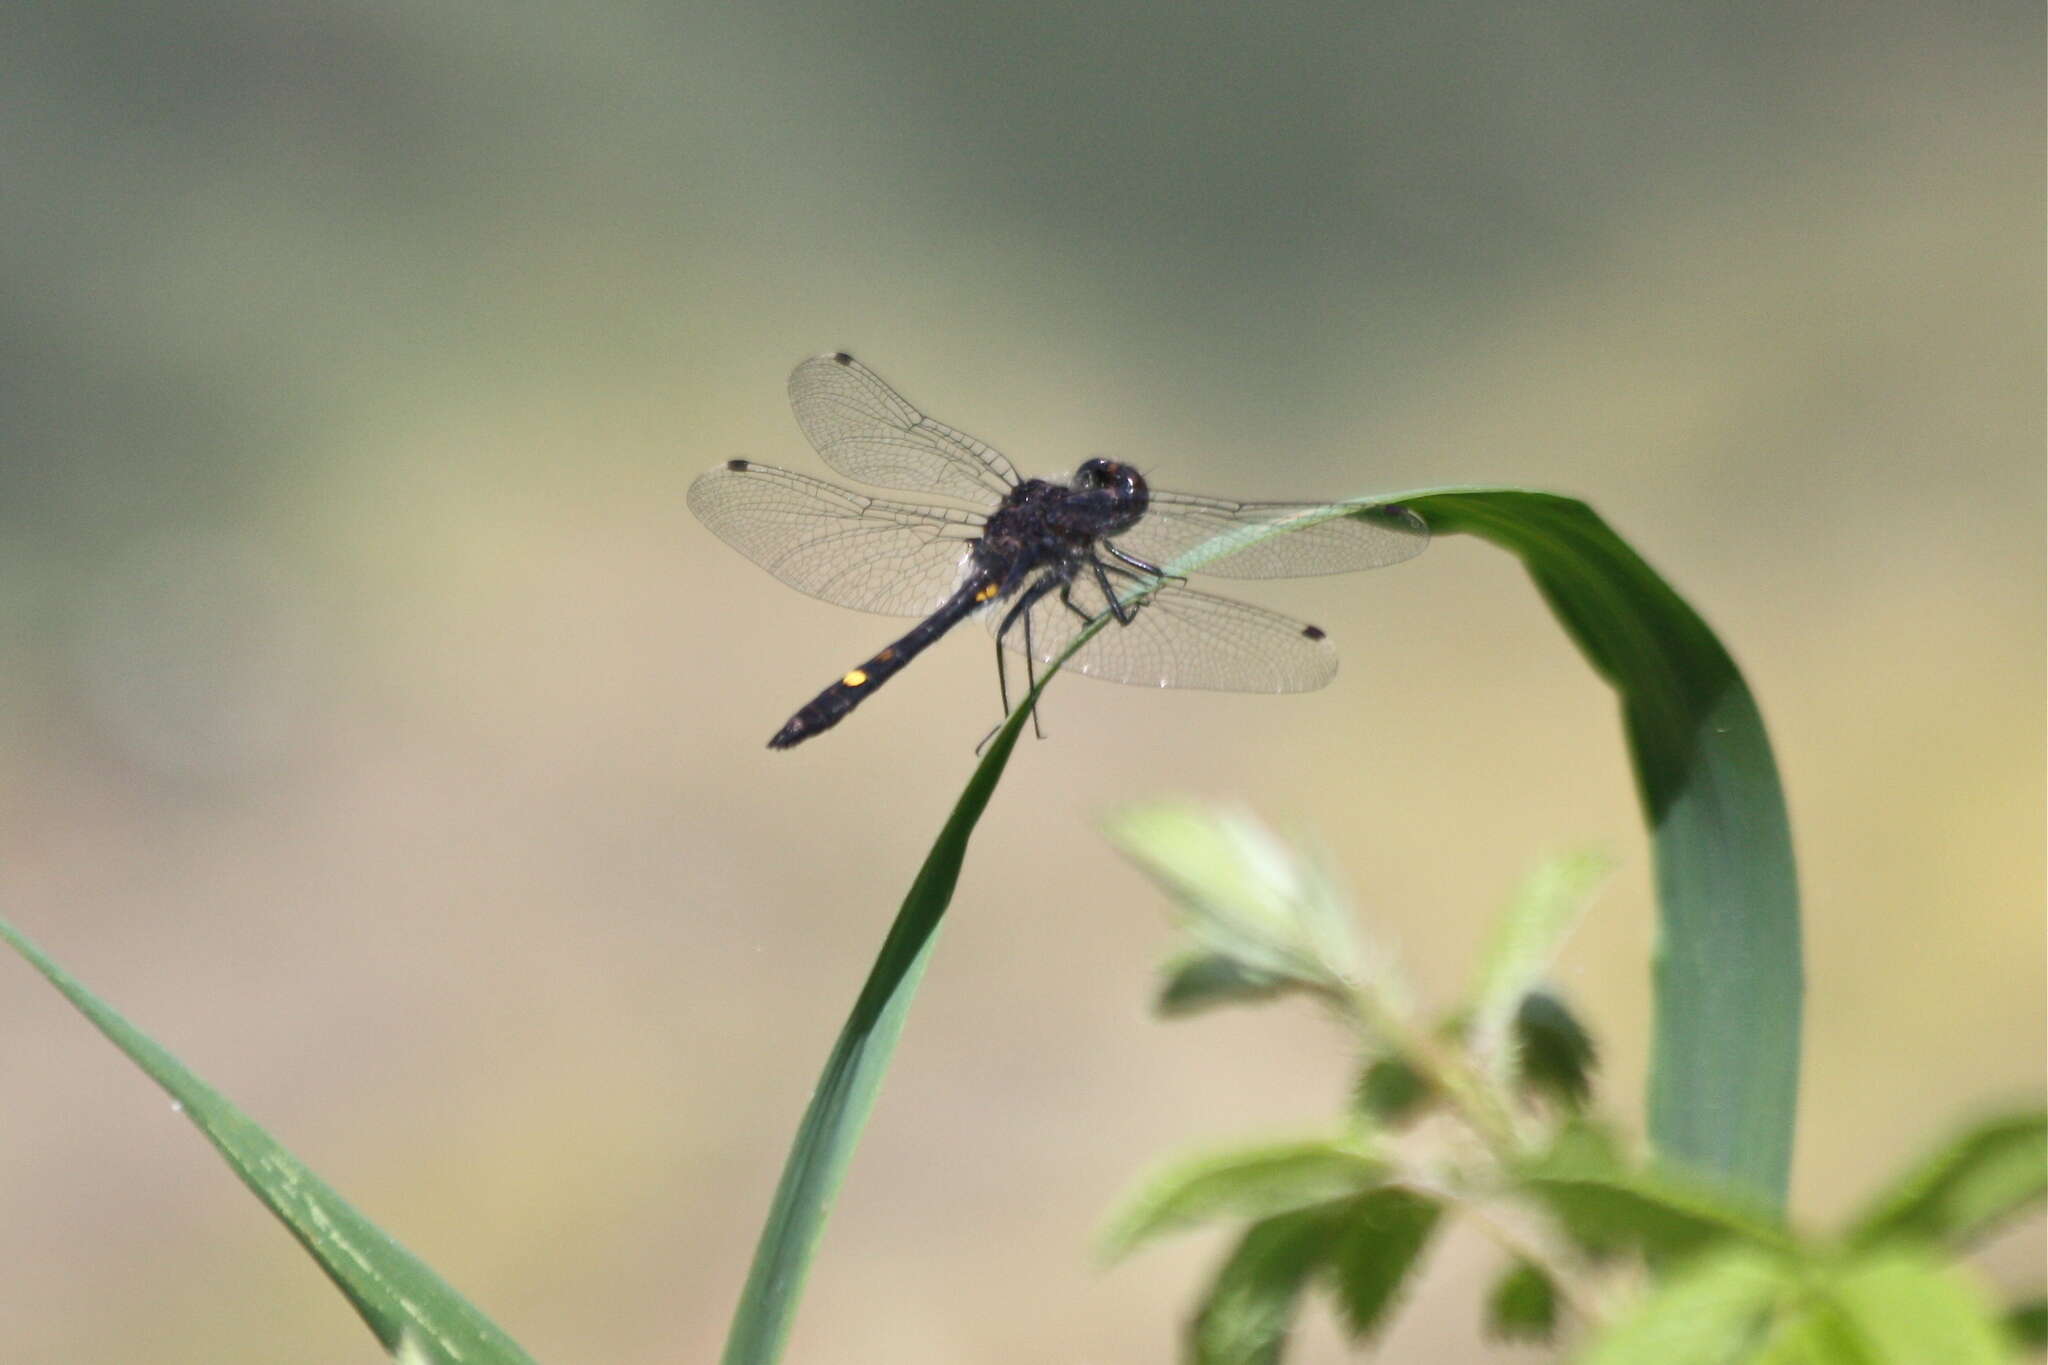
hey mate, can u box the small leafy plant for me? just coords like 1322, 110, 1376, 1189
1101, 801, 2046, 1364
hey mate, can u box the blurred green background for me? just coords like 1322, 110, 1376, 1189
1, 2, 2039, 1360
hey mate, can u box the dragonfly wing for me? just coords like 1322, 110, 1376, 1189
689, 462, 981, 617
1110, 493, 1429, 579
989, 567, 1337, 693
787, 352, 1020, 508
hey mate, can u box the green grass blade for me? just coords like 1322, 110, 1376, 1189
0, 917, 537, 1365
720, 648, 1081, 1365
1402, 487, 1802, 1208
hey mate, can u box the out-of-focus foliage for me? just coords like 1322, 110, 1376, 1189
1103, 801, 2043, 1363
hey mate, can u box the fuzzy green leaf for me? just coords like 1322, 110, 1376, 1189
1519, 1141, 1790, 1264
1157, 950, 1293, 1017
1105, 801, 1361, 992
0, 918, 536, 1365
1353, 1055, 1435, 1125
1485, 1259, 1560, 1343
1845, 1109, 2047, 1254
1101, 1136, 1388, 1261
1469, 850, 1611, 1085
1514, 990, 1598, 1110
1324, 1187, 1443, 1341
1188, 1203, 1346, 1365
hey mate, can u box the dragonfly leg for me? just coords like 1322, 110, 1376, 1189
1021, 597, 1045, 739
1106, 542, 1186, 587
1058, 580, 1093, 624
979, 576, 1061, 749
1095, 556, 1164, 624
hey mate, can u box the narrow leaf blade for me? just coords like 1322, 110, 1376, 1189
0, 918, 536, 1365
720, 661, 1057, 1365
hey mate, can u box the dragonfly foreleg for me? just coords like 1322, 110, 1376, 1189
1106, 542, 1186, 588
1091, 558, 1140, 625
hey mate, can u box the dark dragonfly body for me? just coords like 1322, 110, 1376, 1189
761, 457, 1152, 748
689, 353, 1429, 750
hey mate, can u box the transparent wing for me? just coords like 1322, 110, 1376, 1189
1109, 492, 1429, 579
688, 461, 981, 617
989, 568, 1338, 693
787, 352, 1020, 508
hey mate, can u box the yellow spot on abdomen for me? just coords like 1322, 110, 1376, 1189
843, 669, 869, 687
975, 582, 1000, 602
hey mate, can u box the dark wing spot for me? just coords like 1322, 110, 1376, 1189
725, 458, 751, 471
1301, 624, 1327, 641
831, 352, 853, 364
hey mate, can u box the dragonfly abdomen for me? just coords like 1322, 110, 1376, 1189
766, 572, 1002, 749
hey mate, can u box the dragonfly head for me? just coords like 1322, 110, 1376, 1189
1073, 458, 1150, 533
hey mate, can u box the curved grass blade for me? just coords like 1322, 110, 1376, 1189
723, 482, 1800, 1360
0, 917, 536, 1365
1399, 488, 1801, 1207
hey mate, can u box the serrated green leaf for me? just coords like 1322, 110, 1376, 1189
1104, 801, 1360, 991
1353, 1055, 1434, 1125
1410, 490, 1801, 1208
1514, 990, 1598, 1110
1469, 850, 1611, 1084
1579, 1245, 1793, 1365
1485, 1259, 1560, 1343
1519, 1142, 1791, 1264
1845, 1110, 2047, 1254
1101, 1137, 1388, 1261
0, 918, 536, 1365
1325, 1187, 1443, 1341
1157, 950, 1293, 1017
1188, 1203, 1346, 1365
1753, 1250, 2014, 1365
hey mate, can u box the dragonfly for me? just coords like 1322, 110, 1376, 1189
688, 352, 1429, 749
